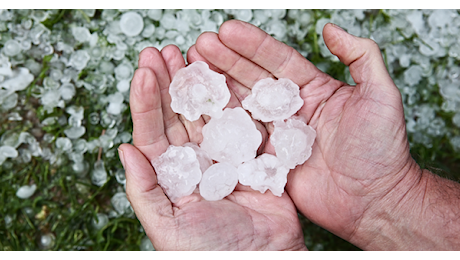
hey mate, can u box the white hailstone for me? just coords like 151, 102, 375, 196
141, 23, 155, 38
2, 39, 21, 56
92, 213, 109, 230
91, 160, 108, 187
234, 9, 253, 22
147, 9, 162, 21
238, 154, 290, 197
404, 65, 423, 86
111, 192, 132, 215
114, 61, 134, 81
0, 145, 18, 159
160, 13, 176, 30
200, 107, 262, 166
64, 126, 86, 139
152, 145, 202, 203
116, 79, 130, 92
59, 83, 76, 101
169, 61, 230, 121
115, 168, 126, 185
242, 77, 304, 122
69, 50, 90, 71
71, 26, 91, 43
1, 92, 18, 110
270, 117, 316, 169
120, 11, 144, 37
55, 137, 72, 151
39, 233, 55, 250
199, 162, 239, 201
0, 67, 34, 91
16, 184, 37, 199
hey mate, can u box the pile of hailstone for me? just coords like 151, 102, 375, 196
152, 61, 316, 202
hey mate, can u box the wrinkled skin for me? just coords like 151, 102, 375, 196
119, 20, 421, 250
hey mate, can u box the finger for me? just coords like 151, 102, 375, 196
138, 47, 188, 146
162, 44, 206, 144
322, 23, 400, 97
130, 67, 169, 162
187, 44, 252, 101
118, 144, 174, 243
217, 20, 321, 87
195, 31, 273, 88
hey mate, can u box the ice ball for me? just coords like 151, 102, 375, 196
199, 162, 238, 201
120, 11, 144, 37
270, 117, 316, 169
152, 145, 202, 203
238, 153, 289, 197
169, 61, 230, 121
242, 77, 304, 122
200, 107, 262, 166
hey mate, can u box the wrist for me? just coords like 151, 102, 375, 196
348, 159, 426, 250
351, 161, 460, 250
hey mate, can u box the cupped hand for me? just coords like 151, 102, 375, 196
118, 46, 306, 250
190, 20, 423, 249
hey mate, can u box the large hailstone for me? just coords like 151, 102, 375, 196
200, 107, 262, 166
151, 145, 202, 203
238, 153, 290, 197
242, 77, 304, 122
169, 61, 230, 121
270, 117, 316, 169
199, 162, 239, 201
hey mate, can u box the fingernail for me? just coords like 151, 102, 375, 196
118, 148, 126, 169
330, 23, 347, 32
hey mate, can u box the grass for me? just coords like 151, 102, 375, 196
1, 9, 460, 251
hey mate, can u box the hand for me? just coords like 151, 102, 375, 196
189, 20, 424, 249
118, 46, 306, 250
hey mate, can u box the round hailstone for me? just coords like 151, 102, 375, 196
71, 26, 91, 43
140, 236, 155, 251
200, 107, 262, 166
120, 11, 144, 37
116, 79, 130, 92
169, 61, 230, 121
152, 145, 202, 203
238, 154, 290, 197
199, 162, 239, 201
111, 192, 131, 215
92, 213, 109, 230
242, 77, 304, 122
270, 117, 316, 169
59, 83, 76, 101
69, 50, 90, 71
64, 126, 86, 139
16, 184, 37, 199
3, 39, 21, 56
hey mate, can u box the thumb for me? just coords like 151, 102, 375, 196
322, 23, 398, 96
118, 143, 173, 239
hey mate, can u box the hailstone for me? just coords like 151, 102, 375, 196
270, 117, 316, 169
151, 145, 202, 203
199, 162, 239, 201
238, 153, 290, 197
242, 77, 304, 122
169, 61, 230, 121
200, 107, 262, 166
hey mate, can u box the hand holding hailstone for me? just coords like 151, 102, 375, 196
119, 20, 460, 250
159, 59, 315, 201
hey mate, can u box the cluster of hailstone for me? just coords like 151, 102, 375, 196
155, 60, 316, 201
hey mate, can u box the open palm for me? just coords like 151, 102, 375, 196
188, 20, 422, 248
118, 45, 306, 250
